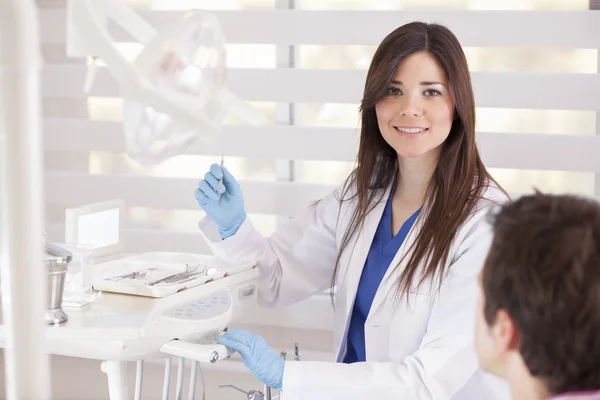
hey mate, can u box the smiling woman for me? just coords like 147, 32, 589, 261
195, 21, 510, 400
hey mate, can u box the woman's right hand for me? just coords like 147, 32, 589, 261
195, 163, 246, 239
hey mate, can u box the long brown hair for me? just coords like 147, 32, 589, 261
331, 22, 505, 301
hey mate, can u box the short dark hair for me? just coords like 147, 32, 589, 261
482, 193, 600, 394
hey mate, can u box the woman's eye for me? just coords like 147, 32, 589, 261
424, 89, 442, 96
387, 87, 402, 96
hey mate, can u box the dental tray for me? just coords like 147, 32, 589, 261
92, 252, 255, 298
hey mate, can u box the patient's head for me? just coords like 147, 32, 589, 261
475, 193, 600, 398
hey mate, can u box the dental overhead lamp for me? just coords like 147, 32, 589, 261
67, 0, 263, 165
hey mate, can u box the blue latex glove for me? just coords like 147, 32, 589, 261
218, 328, 285, 390
195, 163, 246, 239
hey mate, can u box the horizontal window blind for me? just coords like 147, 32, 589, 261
40, 3, 600, 262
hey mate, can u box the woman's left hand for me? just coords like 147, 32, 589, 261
218, 328, 285, 390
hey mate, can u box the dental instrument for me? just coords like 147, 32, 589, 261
217, 155, 224, 201
107, 268, 157, 282
144, 264, 209, 287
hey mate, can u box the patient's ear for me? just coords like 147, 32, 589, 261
493, 309, 520, 352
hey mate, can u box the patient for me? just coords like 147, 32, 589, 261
474, 193, 600, 400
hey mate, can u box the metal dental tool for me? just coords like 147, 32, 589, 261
145, 264, 211, 287
217, 154, 224, 201
107, 268, 157, 281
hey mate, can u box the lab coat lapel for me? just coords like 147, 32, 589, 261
368, 209, 424, 317
342, 186, 392, 327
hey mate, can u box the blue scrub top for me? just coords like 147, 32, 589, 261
343, 192, 420, 363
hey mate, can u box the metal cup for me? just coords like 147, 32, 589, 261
45, 243, 72, 325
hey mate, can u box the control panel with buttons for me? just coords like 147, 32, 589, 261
161, 290, 231, 320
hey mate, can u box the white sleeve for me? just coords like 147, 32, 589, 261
280, 212, 495, 400
198, 187, 342, 308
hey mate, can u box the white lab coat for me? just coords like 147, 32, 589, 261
198, 182, 510, 400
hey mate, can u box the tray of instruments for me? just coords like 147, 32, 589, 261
92, 252, 255, 298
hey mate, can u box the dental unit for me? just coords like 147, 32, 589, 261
0, 0, 275, 398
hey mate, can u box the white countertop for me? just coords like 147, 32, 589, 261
0, 267, 260, 361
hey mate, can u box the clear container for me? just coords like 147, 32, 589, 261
58, 243, 95, 307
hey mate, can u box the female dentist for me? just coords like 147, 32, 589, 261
195, 22, 508, 400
